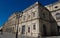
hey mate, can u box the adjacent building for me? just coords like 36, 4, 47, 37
2, 2, 58, 37
45, 1, 60, 35
3, 13, 16, 33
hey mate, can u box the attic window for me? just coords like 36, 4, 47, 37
55, 6, 58, 8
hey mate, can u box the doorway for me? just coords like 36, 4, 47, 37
22, 25, 25, 34
43, 24, 47, 36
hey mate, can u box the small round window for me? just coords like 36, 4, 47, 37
55, 6, 58, 8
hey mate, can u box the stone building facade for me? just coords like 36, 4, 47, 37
3, 13, 16, 33
2, 2, 58, 37
45, 1, 60, 35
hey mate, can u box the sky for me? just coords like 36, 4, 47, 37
0, 0, 58, 26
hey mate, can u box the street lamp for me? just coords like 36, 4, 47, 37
15, 12, 20, 38
15, 12, 23, 38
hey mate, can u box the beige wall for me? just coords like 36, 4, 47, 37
45, 2, 60, 11
45, 2, 60, 26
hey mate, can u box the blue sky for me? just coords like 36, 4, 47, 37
0, 0, 58, 26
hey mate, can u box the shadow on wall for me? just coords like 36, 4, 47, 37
49, 11, 59, 36
0, 29, 3, 35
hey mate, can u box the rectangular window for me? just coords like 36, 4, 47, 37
19, 28, 20, 32
28, 27, 30, 32
23, 16, 25, 20
13, 27, 14, 30
22, 25, 25, 34
33, 24, 36, 30
28, 15, 30, 19
32, 12, 35, 17
43, 13, 45, 18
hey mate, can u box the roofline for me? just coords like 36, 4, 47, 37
45, 0, 60, 7
22, 1, 40, 12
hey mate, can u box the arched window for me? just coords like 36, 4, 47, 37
55, 13, 60, 19
19, 28, 20, 32
56, 13, 60, 15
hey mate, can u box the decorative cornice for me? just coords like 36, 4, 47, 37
50, 9, 60, 12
